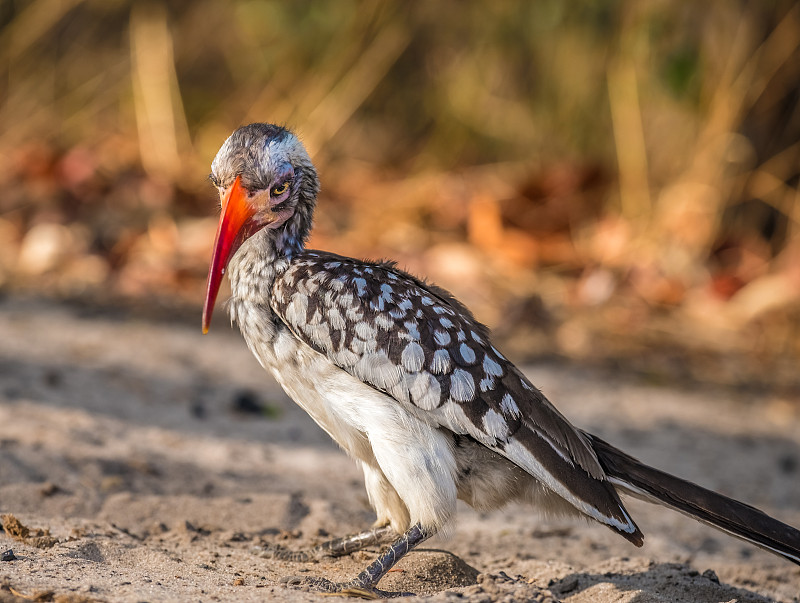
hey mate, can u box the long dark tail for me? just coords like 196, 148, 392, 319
583, 431, 800, 565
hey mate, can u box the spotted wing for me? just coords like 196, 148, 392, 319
271, 250, 641, 541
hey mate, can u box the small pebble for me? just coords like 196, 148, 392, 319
1, 549, 17, 562
39, 482, 61, 497
554, 575, 578, 594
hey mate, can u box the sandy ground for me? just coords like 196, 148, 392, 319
0, 296, 799, 602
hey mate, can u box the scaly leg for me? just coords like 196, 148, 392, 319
350, 523, 430, 588
259, 525, 395, 562
283, 523, 432, 595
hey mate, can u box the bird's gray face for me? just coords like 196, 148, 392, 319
203, 123, 315, 333
210, 124, 310, 231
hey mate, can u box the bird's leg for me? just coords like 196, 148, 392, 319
319, 525, 396, 557
282, 523, 432, 595
350, 523, 431, 589
259, 525, 395, 562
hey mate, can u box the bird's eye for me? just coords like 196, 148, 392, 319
271, 182, 290, 196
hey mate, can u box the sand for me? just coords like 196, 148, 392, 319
0, 297, 799, 602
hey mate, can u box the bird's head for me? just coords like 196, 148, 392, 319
202, 123, 318, 333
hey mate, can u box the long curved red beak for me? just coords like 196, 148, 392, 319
202, 176, 255, 333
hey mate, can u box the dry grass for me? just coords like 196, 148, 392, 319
0, 0, 799, 389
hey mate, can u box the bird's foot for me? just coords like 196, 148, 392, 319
254, 525, 395, 562
275, 524, 429, 598
281, 575, 407, 598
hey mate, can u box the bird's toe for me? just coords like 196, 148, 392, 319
280, 575, 406, 598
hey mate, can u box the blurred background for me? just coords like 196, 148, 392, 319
1, 0, 799, 391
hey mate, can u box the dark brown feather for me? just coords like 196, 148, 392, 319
585, 431, 800, 564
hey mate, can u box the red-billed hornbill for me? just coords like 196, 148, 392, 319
202, 123, 800, 594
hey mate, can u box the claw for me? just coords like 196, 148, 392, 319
272, 523, 430, 596
281, 575, 388, 598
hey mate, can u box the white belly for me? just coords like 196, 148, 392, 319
243, 323, 459, 533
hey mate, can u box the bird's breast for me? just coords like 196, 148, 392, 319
232, 295, 378, 462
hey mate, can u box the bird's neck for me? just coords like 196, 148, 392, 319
225, 230, 291, 350
226, 170, 317, 341
228, 231, 297, 300
230, 192, 314, 283
226, 203, 313, 333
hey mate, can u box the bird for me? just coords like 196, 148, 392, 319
202, 123, 800, 594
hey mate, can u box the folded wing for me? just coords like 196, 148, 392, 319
271, 250, 643, 543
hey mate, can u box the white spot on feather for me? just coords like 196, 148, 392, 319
355, 321, 376, 341
500, 393, 519, 417
379, 285, 394, 306
404, 321, 421, 341
354, 277, 367, 296
483, 409, 509, 439
479, 377, 495, 392
374, 313, 394, 330
337, 291, 355, 307
401, 342, 425, 372
439, 317, 454, 329
450, 369, 475, 402
305, 323, 331, 349
459, 343, 476, 364
431, 349, 451, 374
434, 330, 451, 346
301, 279, 319, 295
285, 293, 308, 326
354, 351, 402, 390
483, 355, 503, 377
345, 306, 363, 322
332, 347, 360, 367
310, 275, 328, 289
491, 346, 506, 360
327, 307, 347, 330
350, 337, 376, 354
407, 372, 441, 410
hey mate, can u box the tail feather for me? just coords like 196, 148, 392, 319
584, 431, 800, 565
